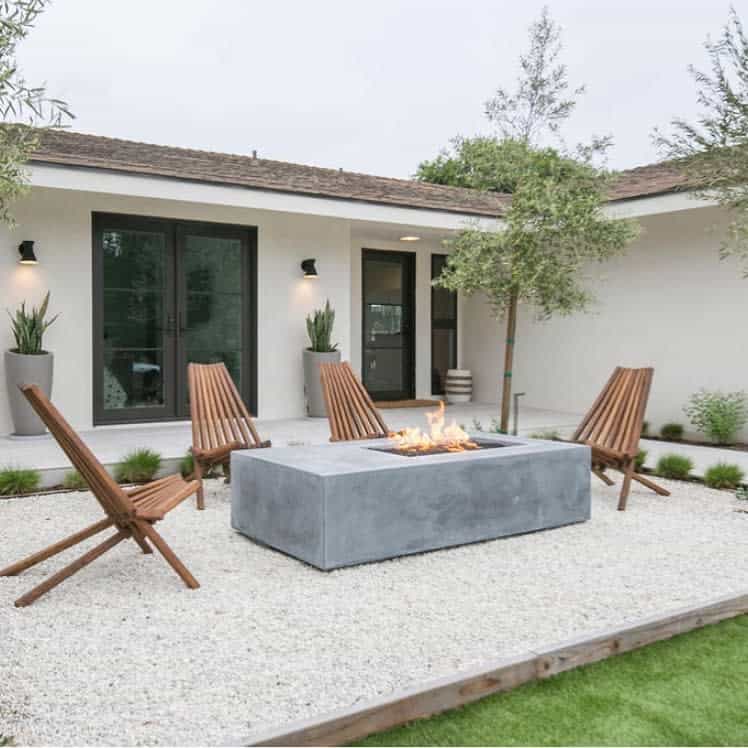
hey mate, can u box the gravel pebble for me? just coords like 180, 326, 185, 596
1, 478, 746, 745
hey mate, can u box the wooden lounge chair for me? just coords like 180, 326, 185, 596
0, 384, 200, 607
320, 361, 390, 441
188, 362, 270, 509
573, 366, 670, 511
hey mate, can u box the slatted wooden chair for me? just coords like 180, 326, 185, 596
573, 366, 670, 511
320, 361, 390, 442
0, 384, 200, 607
188, 362, 271, 509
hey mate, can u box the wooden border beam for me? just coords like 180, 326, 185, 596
242, 591, 748, 747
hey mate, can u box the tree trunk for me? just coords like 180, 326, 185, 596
500, 291, 518, 433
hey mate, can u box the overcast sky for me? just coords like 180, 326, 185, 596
16, 0, 731, 177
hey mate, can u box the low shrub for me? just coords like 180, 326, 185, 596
703, 462, 745, 490
179, 450, 194, 479
114, 449, 162, 483
62, 470, 87, 491
0, 467, 41, 496
660, 422, 684, 441
684, 389, 748, 445
0, 734, 15, 746
635, 449, 647, 471
529, 430, 561, 441
641, 420, 649, 437
656, 454, 693, 480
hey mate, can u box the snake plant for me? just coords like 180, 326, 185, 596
7, 291, 58, 355
306, 299, 338, 352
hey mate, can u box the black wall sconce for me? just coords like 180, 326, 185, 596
301, 258, 318, 278
18, 240, 38, 265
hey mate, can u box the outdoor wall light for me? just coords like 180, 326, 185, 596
301, 258, 318, 278
399, 236, 420, 242
18, 240, 38, 265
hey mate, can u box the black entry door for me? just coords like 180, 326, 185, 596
362, 249, 415, 401
93, 213, 256, 425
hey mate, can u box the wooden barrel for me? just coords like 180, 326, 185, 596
445, 369, 472, 403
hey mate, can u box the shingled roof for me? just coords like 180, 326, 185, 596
29, 129, 691, 216
30, 130, 510, 217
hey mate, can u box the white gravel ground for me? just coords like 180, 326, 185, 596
1, 478, 746, 746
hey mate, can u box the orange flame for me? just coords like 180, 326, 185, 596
389, 401, 477, 453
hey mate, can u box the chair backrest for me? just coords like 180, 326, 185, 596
188, 362, 262, 453
21, 384, 135, 519
319, 361, 389, 441
572, 366, 653, 457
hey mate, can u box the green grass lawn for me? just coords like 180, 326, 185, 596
357, 615, 748, 746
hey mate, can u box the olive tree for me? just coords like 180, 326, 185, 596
0, 0, 71, 226
417, 8, 637, 430
655, 7, 748, 275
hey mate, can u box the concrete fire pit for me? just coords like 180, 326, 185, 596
231, 434, 591, 570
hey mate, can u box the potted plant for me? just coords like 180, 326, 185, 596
5, 292, 58, 436
303, 299, 340, 417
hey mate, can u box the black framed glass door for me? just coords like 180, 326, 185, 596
431, 254, 457, 395
362, 249, 415, 401
93, 213, 257, 424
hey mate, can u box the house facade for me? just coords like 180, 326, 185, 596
0, 131, 743, 438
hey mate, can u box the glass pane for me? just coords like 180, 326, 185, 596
102, 228, 167, 410
363, 259, 403, 305
364, 304, 403, 347
432, 329, 457, 394
104, 349, 164, 410
183, 234, 244, 394
432, 256, 456, 321
363, 349, 403, 395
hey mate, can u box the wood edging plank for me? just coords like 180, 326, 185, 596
241, 590, 748, 747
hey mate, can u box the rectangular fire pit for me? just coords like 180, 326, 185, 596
231, 434, 591, 570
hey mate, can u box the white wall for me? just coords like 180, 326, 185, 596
463, 206, 748, 438
0, 187, 352, 432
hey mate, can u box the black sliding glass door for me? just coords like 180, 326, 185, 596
93, 213, 256, 424
362, 249, 415, 401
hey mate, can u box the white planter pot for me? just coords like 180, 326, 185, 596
303, 349, 341, 417
4, 350, 54, 436
446, 368, 472, 404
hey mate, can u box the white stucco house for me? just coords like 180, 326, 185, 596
0, 130, 742, 438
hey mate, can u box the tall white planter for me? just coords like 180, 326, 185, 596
4, 350, 54, 436
303, 349, 341, 417
446, 368, 472, 404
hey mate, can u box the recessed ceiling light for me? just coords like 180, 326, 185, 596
399, 236, 420, 242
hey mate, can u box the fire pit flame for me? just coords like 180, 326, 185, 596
388, 401, 478, 454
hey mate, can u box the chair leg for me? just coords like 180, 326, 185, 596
193, 461, 205, 511
14, 531, 127, 608
632, 472, 671, 496
137, 522, 200, 590
618, 462, 634, 511
592, 467, 615, 486
0, 518, 114, 577
130, 526, 153, 554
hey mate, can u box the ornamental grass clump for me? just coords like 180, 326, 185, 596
684, 389, 748, 445
62, 470, 87, 491
703, 462, 744, 490
656, 454, 694, 480
635, 449, 647, 471
660, 422, 684, 441
0, 467, 41, 495
114, 449, 162, 484
7, 291, 58, 354
305, 299, 338, 353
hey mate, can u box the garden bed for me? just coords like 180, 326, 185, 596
1, 478, 746, 745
